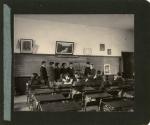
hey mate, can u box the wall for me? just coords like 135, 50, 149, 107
14, 14, 134, 56
14, 54, 120, 77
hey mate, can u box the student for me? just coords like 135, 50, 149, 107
67, 62, 74, 78
40, 61, 48, 85
54, 62, 61, 82
30, 73, 41, 85
94, 70, 105, 89
115, 72, 125, 82
48, 62, 55, 87
73, 73, 81, 85
62, 73, 73, 85
84, 62, 91, 77
60, 63, 68, 78
89, 64, 96, 78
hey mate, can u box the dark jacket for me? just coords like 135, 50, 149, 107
67, 67, 74, 78
40, 66, 48, 80
54, 67, 61, 81
60, 67, 68, 76
84, 67, 91, 77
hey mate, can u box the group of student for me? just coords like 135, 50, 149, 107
30, 60, 126, 88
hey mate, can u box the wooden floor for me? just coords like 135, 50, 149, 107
14, 95, 99, 112
14, 95, 30, 111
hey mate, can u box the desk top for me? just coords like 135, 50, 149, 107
32, 89, 54, 95
86, 92, 112, 99
102, 99, 134, 108
35, 94, 65, 102
41, 101, 81, 112
83, 87, 95, 91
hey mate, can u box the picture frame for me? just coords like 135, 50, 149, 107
107, 49, 111, 55
20, 39, 33, 53
55, 41, 74, 55
100, 44, 105, 51
104, 64, 111, 74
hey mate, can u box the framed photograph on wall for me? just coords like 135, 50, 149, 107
20, 39, 33, 53
107, 49, 111, 55
104, 64, 111, 74
100, 44, 105, 51
55, 41, 74, 55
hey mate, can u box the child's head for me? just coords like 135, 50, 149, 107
41, 61, 46, 67
74, 73, 80, 79
64, 73, 70, 79
97, 70, 101, 76
32, 73, 38, 79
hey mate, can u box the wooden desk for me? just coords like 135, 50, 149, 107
101, 99, 134, 112
86, 92, 112, 99
35, 94, 66, 103
31, 88, 54, 95
40, 101, 82, 112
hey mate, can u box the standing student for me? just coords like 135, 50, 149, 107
89, 64, 96, 78
54, 62, 61, 82
84, 62, 91, 77
67, 62, 74, 78
48, 62, 55, 87
60, 63, 68, 78
40, 61, 48, 85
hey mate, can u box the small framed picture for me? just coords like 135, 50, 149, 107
55, 41, 74, 55
100, 44, 105, 51
104, 64, 111, 74
20, 39, 33, 53
107, 49, 111, 55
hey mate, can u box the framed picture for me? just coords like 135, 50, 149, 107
55, 41, 74, 55
107, 49, 111, 55
20, 39, 33, 53
100, 44, 105, 51
104, 64, 111, 74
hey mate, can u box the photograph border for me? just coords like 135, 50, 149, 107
1, 0, 150, 125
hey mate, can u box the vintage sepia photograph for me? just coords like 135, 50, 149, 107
14, 14, 134, 112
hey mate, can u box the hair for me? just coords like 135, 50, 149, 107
69, 62, 73, 65
62, 63, 66, 67
86, 62, 90, 64
117, 72, 122, 76
55, 63, 59, 66
32, 73, 38, 78
49, 62, 54, 65
41, 61, 46, 64
97, 70, 101, 74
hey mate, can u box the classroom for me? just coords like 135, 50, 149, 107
14, 14, 134, 112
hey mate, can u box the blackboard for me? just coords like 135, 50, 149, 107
14, 54, 120, 77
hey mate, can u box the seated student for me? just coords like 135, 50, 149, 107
30, 73, 41, 85
72, 73, 81, 86
62, 73, 73, 85
103, 75, 112, 87
113, 72, 125, 86
94, 70, 104, 89
27, 73, 41, 90
118, 89, 134, 99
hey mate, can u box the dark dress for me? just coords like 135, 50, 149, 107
40, 66, 48, 84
